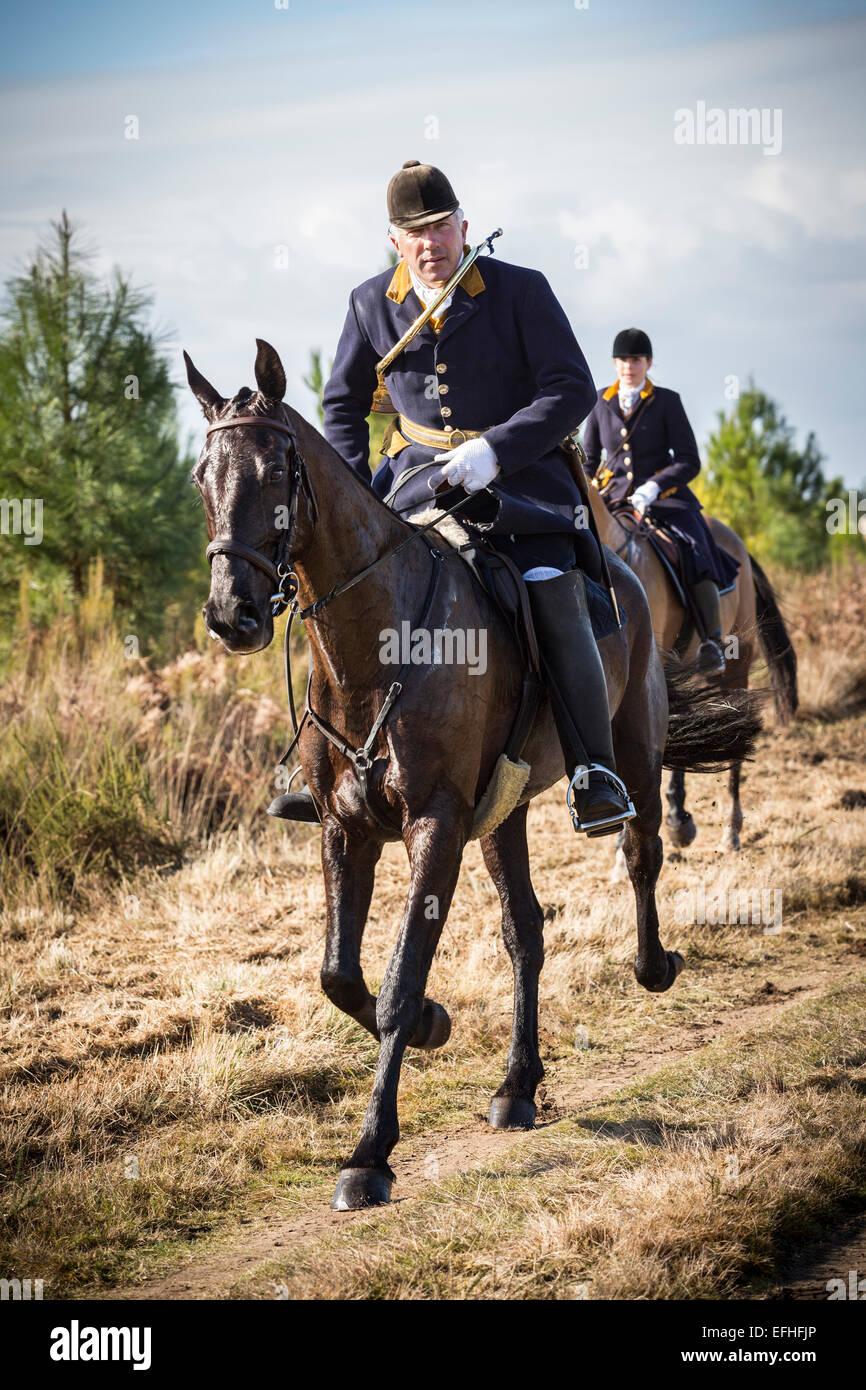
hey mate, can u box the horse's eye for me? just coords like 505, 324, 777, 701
269, 466, 285, 482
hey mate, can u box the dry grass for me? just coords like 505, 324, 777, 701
1, 558, 865, 1298
0, 564, 304, 909
240, 981, 866, 1300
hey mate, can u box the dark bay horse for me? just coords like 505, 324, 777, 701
186, 340, 760, 1211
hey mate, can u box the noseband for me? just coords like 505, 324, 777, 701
203, 411, 306, 616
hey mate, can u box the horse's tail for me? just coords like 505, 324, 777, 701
749, 552, 798, 724
662, 663, 764, 772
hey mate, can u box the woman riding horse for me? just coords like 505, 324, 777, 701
272, 158, 634, 837
582, 328, 740, 676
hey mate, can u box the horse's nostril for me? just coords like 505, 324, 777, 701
236, 605, 261, 633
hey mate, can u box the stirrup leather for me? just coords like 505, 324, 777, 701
566, 763, 637, 834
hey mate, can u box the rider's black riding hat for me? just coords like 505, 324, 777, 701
613, 327, 652, 358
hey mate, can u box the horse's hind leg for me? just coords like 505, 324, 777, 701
611, 824, 628, 883
332, 802, 467, 1211
666, 768, 697, 847
619, 754, 685, 994
719, 761, 743, 852
480, 804, 544, 1130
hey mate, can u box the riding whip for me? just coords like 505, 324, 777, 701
371, 228, 503, 412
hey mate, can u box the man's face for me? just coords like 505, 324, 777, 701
390, 212, 468, 287
614, 354, 651, 386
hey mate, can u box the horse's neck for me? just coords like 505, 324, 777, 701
588, 485, 626, 553
288, 410, 428, 690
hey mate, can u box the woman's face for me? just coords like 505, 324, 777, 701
614, 354, 652, 386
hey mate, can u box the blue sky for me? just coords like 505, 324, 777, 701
1, 0, 864, 489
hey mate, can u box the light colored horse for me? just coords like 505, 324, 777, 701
587, 483, 797, 861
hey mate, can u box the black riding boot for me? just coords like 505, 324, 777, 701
693, 578, 726, 675
527, 568, 636, 837
267, 785, 320, 823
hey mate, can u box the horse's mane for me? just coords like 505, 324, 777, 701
280, 395, 418, 536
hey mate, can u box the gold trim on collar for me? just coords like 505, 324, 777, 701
385, 254, 486, 304
604, 377, 655, 402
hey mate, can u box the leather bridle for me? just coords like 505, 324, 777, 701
202, 406, 481, 624
203, 410, 305, 616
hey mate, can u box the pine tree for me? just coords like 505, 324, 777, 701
698, 385, 840, 570
0, 212, 205, 647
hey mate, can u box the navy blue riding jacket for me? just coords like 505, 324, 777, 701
322, 254, 597, 536
581, 380, 702, 513
582, 380, 740, 589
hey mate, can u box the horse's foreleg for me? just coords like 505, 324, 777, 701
719, 761, 743, 852
320, 816, 382, 1039
665, 767, 697, 847
480, 804, 544, 1131
332, 806, 467, 1211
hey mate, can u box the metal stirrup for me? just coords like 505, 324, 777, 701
566, 763, 636, 831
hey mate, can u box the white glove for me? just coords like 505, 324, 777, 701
433, 436, 500, 494
628, 479, 660, 515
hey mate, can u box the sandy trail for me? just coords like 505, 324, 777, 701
107, 958, 858, 1301
774, 1216, 866, 1301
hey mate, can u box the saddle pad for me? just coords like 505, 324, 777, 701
407, 506, 624, 642
649, 519, 737, 598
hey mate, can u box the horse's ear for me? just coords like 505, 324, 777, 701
184, 350, 225, 420
254, 338, 287, 402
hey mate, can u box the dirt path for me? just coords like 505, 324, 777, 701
107, 959, 857, 1301
772, 1217, 866, 1301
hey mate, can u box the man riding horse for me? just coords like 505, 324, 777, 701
582, 329, 740, 675
273, 159, 635, 836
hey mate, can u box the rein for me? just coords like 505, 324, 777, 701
607, 504, 647, 558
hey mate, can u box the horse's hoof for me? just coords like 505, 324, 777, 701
667, 814, 697, 848
719, 827, 741, 852
331, 1166, 393, 1211
488, 1096, 536, 1130
636, 950, 685, 994
410, 999, 451, 1050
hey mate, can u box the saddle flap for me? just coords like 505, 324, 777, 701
474, 549, 541, 674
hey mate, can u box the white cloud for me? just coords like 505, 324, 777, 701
1, 13, 864, 481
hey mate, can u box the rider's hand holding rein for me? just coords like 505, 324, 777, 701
628, 479, 660, 515
433, 435, 500, 493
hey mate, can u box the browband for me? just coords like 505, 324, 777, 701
206, 414, 295, 439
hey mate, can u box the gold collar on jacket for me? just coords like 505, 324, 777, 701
385, 252, 486, 305
603, 377, 655, 403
